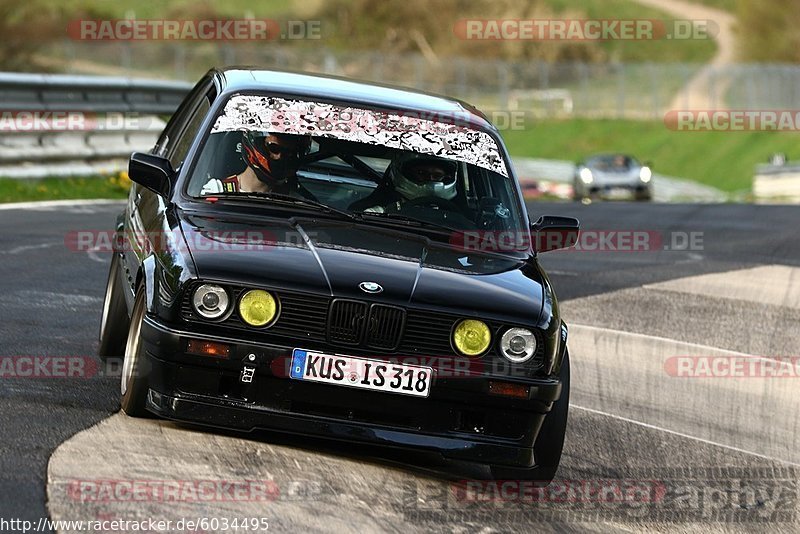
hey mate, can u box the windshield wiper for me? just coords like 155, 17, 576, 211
360, 212, 458, 234
210, 192, 360, 221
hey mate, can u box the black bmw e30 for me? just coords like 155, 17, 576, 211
98, 67, 579, 482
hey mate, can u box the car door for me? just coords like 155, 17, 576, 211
121, 76, 215, 307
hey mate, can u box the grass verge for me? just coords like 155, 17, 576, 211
0, 173, 131, 203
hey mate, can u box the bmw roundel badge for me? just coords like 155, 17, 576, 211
359, 281, 383, 294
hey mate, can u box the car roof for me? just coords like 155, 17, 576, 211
211, 67, 496, 132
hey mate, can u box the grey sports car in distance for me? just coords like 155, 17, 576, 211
573, 154, 653, 202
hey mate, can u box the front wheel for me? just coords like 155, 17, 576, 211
98, 253, 129, 361
120, 292, 152, 417
571, 182, 584, 202
489, 349, 570, 484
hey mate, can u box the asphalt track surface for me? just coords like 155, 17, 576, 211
1, 200, 799, 532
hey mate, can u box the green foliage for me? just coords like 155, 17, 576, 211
0, 0, 65, 71
315, 0, 716, 63
736, 0, 800, 62
0, 174, 130, 203
686, 0, 737, 10
53, 0, 294, 18
8, 0, 717, 72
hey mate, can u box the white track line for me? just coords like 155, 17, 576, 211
573, 322, 754, 355
0, 242, 59, 255
573, 321, 800, 372
572, 404, 800, 467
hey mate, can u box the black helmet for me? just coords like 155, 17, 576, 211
241, 132, 310, 185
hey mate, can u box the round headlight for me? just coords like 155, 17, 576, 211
500, 327, 537, 363
639, 166, 652, 183
453, 319, 492, 357
579, 168, 594, 184
192, 284, 230, 320
238, 290, 279, 327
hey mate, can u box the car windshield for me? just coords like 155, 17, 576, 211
186, 94, 527, 252
587, 154, 638, 171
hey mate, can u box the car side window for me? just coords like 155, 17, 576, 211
167, 97, 211, 169
154, 75, 214, 162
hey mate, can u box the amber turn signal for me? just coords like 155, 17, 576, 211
187, 339, 231, 359
488, 380, 529, 399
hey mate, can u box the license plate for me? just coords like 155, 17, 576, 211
606, 187, 631, 198
290, 349, 432, 398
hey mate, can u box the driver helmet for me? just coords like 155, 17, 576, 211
389, 152, 458, 201
241, 131, 311, 185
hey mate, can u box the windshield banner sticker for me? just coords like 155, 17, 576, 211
212, 95, 509, 177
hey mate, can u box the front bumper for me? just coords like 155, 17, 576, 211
139, 315, 563, 468
586, 183, 651, 198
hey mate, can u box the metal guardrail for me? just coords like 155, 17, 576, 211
0, 73, 191, 176
0, 72, 191, 114
0, 126, 166, 164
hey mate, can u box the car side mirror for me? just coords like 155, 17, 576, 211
531, 215, 580, 253
129, 152, 175, 198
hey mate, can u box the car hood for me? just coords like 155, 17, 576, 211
178, 212, 545, 325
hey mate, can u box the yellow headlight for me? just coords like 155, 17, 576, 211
238, 290, 279, 327
453, 319, 491, 357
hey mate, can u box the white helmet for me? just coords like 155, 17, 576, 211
390, 153, 458, 201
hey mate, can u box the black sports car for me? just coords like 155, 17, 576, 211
98, 68, 578, 482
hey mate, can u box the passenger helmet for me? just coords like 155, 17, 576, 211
390, 153, 458, 201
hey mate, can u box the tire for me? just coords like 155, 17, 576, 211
489, 350, 570, 484
120, 292, 152, 417
98, 253, 130, 361
572, 182, 583, 202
